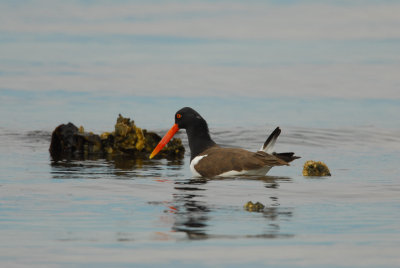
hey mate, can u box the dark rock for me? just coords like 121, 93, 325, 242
49, 114, 185, 161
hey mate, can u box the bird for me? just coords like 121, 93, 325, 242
149, 107, 300, 177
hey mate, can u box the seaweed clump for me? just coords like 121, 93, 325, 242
49, 114, 185, 160
244, 201, 265, 212
302, 160, 331, 176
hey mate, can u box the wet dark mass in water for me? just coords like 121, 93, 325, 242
49, 114, 185, 161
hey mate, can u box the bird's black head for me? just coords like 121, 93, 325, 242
174, 107, 207, 130
174, 107, 216, 159
149, 107, 216, 160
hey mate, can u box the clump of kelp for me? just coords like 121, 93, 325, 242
302, 160, 331, 176
49, 114, 184, 161
244, 201, 265, 212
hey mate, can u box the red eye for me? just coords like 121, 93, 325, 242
176, 114, 182, 119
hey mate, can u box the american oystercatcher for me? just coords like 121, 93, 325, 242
150, 107, 300, 177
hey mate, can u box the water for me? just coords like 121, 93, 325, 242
1, 1, 400, 267
1, 116, 399, 267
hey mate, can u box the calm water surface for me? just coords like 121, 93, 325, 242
0, 110, 399, 267
1, 1, 400, 267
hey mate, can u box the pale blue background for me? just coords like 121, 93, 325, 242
1, 1, 400, 267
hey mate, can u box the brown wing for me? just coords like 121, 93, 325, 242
194, 146, 288, 177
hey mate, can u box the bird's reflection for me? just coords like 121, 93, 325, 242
171, 179, 210, 239
169, 176, 294, 240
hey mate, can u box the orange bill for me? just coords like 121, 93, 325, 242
149, 124, 179, 159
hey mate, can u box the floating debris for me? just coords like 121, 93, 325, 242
302, 160, 331, 176
49, 114, 185, 160
244, 201, 265, 212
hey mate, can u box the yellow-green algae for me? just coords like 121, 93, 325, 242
302, 160, 331, 176
113, 114, 146, 152
244, 201, 265, 212
50, 114, 184, 160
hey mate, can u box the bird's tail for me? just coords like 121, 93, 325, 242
260, 127, 300, 163
272, 152, 300, 163
260, 127, 281, 154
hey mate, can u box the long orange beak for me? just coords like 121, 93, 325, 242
149, 124, 179, 159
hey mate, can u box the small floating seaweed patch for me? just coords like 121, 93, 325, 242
49, 114, 185, 160
244, 201, 265, 212
302, 160, 331, 176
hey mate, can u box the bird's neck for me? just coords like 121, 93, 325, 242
186, 125, 216, 161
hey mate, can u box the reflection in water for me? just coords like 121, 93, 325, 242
170, 176, 294, 240
172, 182, 210, 239
48, 146, 294, 241
50, 155, 183, 179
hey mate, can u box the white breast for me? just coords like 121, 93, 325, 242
189, 155, 208, 177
